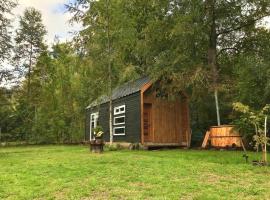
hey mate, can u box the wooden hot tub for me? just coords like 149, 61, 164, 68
202, 125, 242, 148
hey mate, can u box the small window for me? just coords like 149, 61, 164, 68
114, 105, 125, 115
113, 127, 125, 135
114, 115, 125, 125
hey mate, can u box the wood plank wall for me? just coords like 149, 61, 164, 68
180, 98, 190, 146
86, 92, 141, 143
143, 89, 190, 144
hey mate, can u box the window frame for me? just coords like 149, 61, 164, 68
114, 105, 125, 115
113, 126, 125, 136
114, 115, 125, 125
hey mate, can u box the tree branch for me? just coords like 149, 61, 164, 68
217, 47, 239, 57
217, 15, 269, 36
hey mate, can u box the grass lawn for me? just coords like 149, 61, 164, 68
0, 146, 270, 200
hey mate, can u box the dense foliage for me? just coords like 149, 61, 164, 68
0, 0, 270, 144
0, 0, 17, 82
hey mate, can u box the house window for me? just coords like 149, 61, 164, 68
114, 105, 125, 115
114, 115, 125, 125
113, 127, 125, 136
113, 105, 126, 136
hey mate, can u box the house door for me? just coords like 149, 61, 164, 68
143, 104, 152, 142
90, 112, 99, 140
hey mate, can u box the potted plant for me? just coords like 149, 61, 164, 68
94, 126, 104, 141
90, 126, 105, 153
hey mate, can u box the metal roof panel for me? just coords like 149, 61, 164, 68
86, 76, 151, 109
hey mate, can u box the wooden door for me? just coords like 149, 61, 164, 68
143, 103, 152, 142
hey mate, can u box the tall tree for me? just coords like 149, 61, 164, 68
204, 0, 270, 125
14, 7, 46, 97
0, 0, 17, 83
69, 0, 133, 144
104, 0, 113, 145
144, 0, 270, 126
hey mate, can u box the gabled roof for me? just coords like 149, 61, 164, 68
86, 76, 151, 109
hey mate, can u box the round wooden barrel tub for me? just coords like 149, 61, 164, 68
210, 125, 242, 148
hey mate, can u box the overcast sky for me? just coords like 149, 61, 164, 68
14, 0, 80, 45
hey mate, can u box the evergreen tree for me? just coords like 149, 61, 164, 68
0, 0, 17, 83
14, 7, 47, 97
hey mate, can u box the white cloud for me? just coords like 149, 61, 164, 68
14, 0, 81, 45
0, 0, 80, 87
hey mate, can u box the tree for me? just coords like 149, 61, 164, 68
135, 0, 270, 127
233, 28, 270, 109
204, 0, 270, 125
233, 102, 270, 163
104, 0, 114, 145
14, 7, 47, 97
68, 0, 135, 144
0, 0, 17, 83
10, 42, 91, 144
11, 7, 46, 142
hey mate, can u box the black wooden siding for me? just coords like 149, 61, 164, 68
85, 92, 141, 143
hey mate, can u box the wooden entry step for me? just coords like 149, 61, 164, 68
143, 143, 185, 147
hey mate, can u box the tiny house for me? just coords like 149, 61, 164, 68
85, 77, 191, 147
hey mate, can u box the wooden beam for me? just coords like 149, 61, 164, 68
186, 130, 191, 148
141, 82, 152, 93
185, 98, 191, 147
144, 142, 183, 147
202, 131, 210, 148
140, 82, 153, 144
140, 89, 144, 144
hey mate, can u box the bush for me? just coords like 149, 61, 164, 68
105, 143, 122, 151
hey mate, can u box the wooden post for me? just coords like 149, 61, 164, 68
186, 130, 191, 148
202, 131, 210, 148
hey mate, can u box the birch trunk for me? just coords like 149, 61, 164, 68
207, 0, 221, 126
214, 89, 221, 126
28, 43, 33, 99
263, 116, 267, 163
105, 0, 113, 145
254, 123, 259, 152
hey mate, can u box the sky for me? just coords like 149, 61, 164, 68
0, 0, 80, 87
11, 0, 270, 46
14, 0, 80, 45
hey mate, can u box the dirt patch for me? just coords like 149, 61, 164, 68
54, 190, 68, 200
81, 190, 110, 200
128, 181, 153, 189
199, 173, 221, 184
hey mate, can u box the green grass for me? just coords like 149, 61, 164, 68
0, 146, 269, 200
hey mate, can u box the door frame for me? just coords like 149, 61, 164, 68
143, 103, 153, 143
90, 112, 99, 140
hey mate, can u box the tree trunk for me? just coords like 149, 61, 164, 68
28, 44, 33, 99
254, 123, 259, 152
214, 89, 220, 125
109, 85, 113, 145
263, 116, 268, 163
106, 0, 113, 145
207, 0, 221, 126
